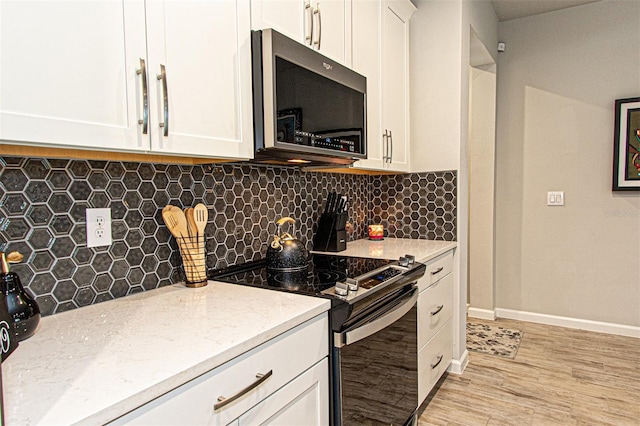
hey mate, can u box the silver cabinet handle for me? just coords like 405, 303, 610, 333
430, 304, 444, 316
388, 129, 393, 163
313, 2, 321, 49
136, 58, 149, 135
214, 370, 273, 410
157, 64, 169, 137
431, 266, 444, 275
431, 354, 444, 369
305, 1, 313, 45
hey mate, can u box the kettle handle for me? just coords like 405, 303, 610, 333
275, 217, 296, 238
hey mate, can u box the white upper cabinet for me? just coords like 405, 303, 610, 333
251, 0, 351, 66
351, 0, 383, 169
145, 0, 253, 159
352, 0, 414, 172
0, 0, 147, 152
0, 0, 253, 160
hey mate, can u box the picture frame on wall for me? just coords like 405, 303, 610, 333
613, 97, 640, 191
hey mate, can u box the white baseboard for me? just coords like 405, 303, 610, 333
495, 308, 640, 339
467, 307, 496, 320
447, 349, 468, 375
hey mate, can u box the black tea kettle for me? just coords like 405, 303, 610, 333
266, 217, 309, 272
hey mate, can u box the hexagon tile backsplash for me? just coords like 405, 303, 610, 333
0, 156, 456, 315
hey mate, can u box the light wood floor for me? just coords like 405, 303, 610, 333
418, 318, 640, 425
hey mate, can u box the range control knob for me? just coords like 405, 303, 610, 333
399, 257, 409, 267
405, 254, 415, 265
335, 281, 349, 296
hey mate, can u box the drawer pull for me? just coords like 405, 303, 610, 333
430, 304, 444, 316
214, 370, 273, 410
431, 266, 444, 275
431, 354, 444, 369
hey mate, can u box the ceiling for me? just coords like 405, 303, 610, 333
490, 0, 601, 22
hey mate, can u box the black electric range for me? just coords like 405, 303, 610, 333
211, 253, 426, 332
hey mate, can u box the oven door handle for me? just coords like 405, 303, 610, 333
334, 288, 418, 348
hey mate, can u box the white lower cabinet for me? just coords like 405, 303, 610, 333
238, 358, 329, 425
109, 313, 329, 425
418, 320, 452, 403
417, 250, 454, 405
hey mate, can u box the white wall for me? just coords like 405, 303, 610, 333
410, 0, 498, 371
495, 1, 640, 328
469, 65, 497, 316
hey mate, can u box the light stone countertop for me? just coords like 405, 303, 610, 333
2, 281, 330, 426
315, 238, 457, 263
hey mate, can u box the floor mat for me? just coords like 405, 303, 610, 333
466, 322, 523, 359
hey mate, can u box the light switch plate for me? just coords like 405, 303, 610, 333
547, 191, 564, 206
86, 208, 112, 247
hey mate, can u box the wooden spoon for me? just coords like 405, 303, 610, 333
193, 203, 208, 237
192, 203, 209, 282
162, 205, 194, 282
185, 207, 197, 239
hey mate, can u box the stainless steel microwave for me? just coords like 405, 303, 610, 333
251, 29, 367, 166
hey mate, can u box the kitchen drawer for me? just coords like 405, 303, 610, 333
418, 272, 453, 349
110, 313, 329, 426
418, 319, 453, 404
238, 358, 329, 425
418, 251, 454, 291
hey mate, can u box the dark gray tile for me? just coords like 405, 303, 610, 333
106, 181, 126, 199
69, 181, 91, 201
106, 162, 125, 179
1, 193, 29, 215
46, 170, 72, 190
52, 258, 76, 280
74, 287, 96, 307
72, 265, 96, 288
28, 228, 53, 250
53, 280, 77, 302
23, 159, 50, 179
2, 217, 30, 239
48, 193, 73, 214
51, 236, 75, 258
0, 168, 28, 191
88, 171, 109, 190
93, 273, 111, 292
26, 205, 53, 227
68, 161, 90, 179
137, 164, 155, 180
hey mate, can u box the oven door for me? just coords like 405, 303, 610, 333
333, 286, 418, 426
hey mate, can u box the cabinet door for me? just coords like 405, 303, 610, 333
381, 0, 413, 172
238, 358, 329, 426
145, 0, 253, 159
251, 0, 307, 43
251, 0, 349, 65
0, 0, 148, 151
311, 0, 350, 65
351, 0, 384, 170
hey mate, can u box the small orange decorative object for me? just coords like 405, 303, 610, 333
368, 224, 384, 240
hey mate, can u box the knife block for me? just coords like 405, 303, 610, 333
313, 212, 347, 252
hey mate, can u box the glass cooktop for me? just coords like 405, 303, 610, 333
211, 254, 395, 296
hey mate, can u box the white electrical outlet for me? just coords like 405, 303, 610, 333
86, 208, 112, 247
